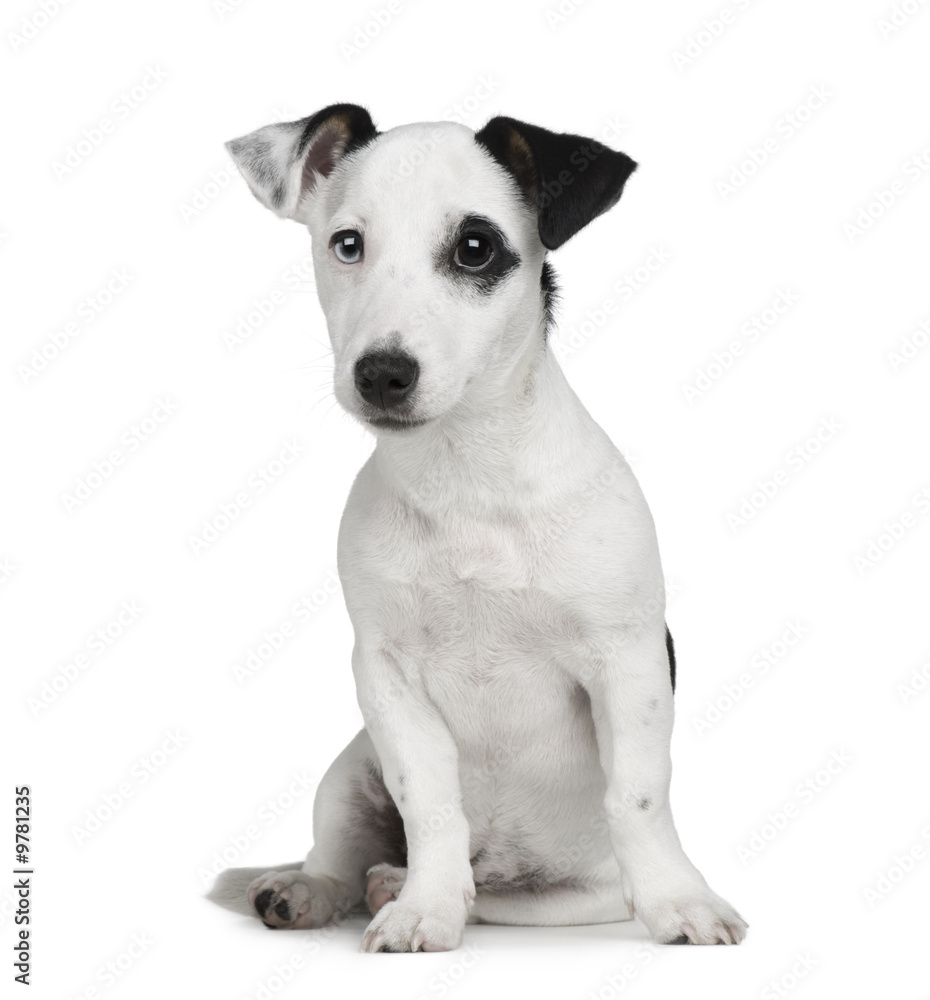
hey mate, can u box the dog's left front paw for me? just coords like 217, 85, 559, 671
635, 889, 748, 945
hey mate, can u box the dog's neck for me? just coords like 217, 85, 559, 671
371, 322, 613, 515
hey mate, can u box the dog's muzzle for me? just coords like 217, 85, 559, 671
354, 351, 420, 411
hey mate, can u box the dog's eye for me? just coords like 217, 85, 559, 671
454, 233, 494, 270
332, 230, 363, 264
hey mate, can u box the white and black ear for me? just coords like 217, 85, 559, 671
225, 103, 378, 224
474, 116, 637, 250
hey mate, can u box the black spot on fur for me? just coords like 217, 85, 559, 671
254, 889, 273, 918
541, 259, 559, 337
436, 214, 521, 294
666, 624, 676, 692
637, 797, 651, 811
668, 934, 690, 945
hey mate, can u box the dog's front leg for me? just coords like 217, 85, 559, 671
353, 644, 475, 953
582, 626, 748, 945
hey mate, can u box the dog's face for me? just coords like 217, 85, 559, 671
308, 123, 544, 430
227, 105, 637, 432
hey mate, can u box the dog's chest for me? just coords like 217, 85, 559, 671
389, 511, 589, 700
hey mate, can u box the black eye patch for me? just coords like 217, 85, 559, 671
436, 214, 521, 293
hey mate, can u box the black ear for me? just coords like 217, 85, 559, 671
225, 103, 378, 224
474, 116, 637, 250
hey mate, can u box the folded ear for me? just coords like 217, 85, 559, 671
474, 116, 637, 250
225, 103, 378, 224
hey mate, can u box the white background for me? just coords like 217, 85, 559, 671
3, 0, 929, 996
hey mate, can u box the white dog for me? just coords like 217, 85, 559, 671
209, 104, 747, 952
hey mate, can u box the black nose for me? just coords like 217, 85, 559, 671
354, 352, 420, 410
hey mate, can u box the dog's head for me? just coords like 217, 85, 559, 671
226, 104, 636, 432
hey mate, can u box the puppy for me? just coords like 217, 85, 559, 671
209, 104, 747, 952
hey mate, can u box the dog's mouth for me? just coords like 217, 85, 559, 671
362, 411, 431, 431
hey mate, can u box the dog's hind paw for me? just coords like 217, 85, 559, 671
365, 863, 407, 916
247, 870, 335, 929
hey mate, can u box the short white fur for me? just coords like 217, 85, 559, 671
209, 108, 748, 952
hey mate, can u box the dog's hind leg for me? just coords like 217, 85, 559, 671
207, 729, 406, 929
361, 869, 632, 928
470, 881, 632, 927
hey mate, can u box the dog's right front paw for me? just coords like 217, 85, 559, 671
247, 870, 333, 929
360, 875, 474, 954
361, 898, 467, 953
